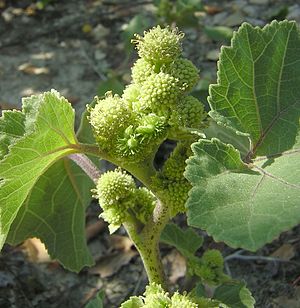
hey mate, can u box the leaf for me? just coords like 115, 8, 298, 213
7, 158, 94, 271
193, 283, 206, 298
120, 296, 144, 308
209, 20, 300, 157
6, 93, 98, 271
88, 250, 137, 277
213, 281, 255, 308
0, 110, 25, 159
76, 98, 97, 144
204, 120, 250, 157
185, 138, 300, 250
163, 249, 186, 283
85, 290, 104, 308
18, 63, 49, 75
270, 243, 295, 261
189, 283, 224, 308
204, 26, 233, 42
186, 21, 300, 251
0, 90, 80, 248
160, 223, 203, 256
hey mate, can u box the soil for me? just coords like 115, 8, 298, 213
0, 0, 299, 307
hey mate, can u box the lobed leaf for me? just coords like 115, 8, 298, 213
3, 92, 98, 271
209, 20, 300, 157
0, 110, 25, 159
0, 90, 80, 254
186, 20, 300, 251
214, 281, 255, 308
7, 158, 94, 271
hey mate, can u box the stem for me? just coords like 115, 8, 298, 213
68, 153, 101, 183
124, 219, 166, 288
124, 199, 171, 288
78, 143, 157, 187
77, 143, 111, 161
77, 142, 172, 288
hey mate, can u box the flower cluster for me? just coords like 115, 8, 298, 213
93, 168, 155, 233
188, 249, 229, 285
89, 25, 206, 163
120, 283, 198, 308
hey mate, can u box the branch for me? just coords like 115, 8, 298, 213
68, 153, 101, 183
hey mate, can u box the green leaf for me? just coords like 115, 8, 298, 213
0, 110, 25, 159
120, 296, 144, 308
6, 93, 98, 271
7, 158, 94, 271
76, 98, 97, 144
204, 26, 233, 42
0, 90, 80, 251
189, 284, 226, 308
186, 20, 300, 251
209, 20, 300, 157
85, 290, 104, 308
160, 223, 203, 256
214, 281, 255, 308
192, 283, 206, 298
204, 120, 250, 157
185, 138, 300, 250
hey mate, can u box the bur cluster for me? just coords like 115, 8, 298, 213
93, 168, 155, 233
120, 283, 198, 308
89, 25, 206, 163
90, 25, 207, 229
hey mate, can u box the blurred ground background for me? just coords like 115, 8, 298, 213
0, 0, 300, 307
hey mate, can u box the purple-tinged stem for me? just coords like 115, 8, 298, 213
69, 153, 101, 183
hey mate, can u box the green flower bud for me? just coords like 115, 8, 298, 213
162, 142, 190, 181
131, 58, 156, 85
143, 283, 171, 308
133, 187, 156, 224
122, 83, 141, 106
95, 168, 136, 206
89, 92, 136, 153
202, 249, 224, 269
120, 296, 144, 308
163, 58, 199, 92
132, 26, 184, 65
188, 250, 227, 286
93, 168, 136, 231
171, 292, 198, 308
169, 96, 206, 130
136, 113, 167, 141
141, 72, 180, 116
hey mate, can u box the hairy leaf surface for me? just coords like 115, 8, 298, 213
209, 20, 300, 157
186, 21, 300, 250
4, 93, 97, 271
7, 159, 94, 271
0, 110, 25, 159
0, 90, 80, 250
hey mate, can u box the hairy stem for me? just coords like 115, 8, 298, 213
124, 197, 171, 289
77, 143, 157, 186
68, 153, 101, 183
124, 219, 167, 288
78, 142, 171, 288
